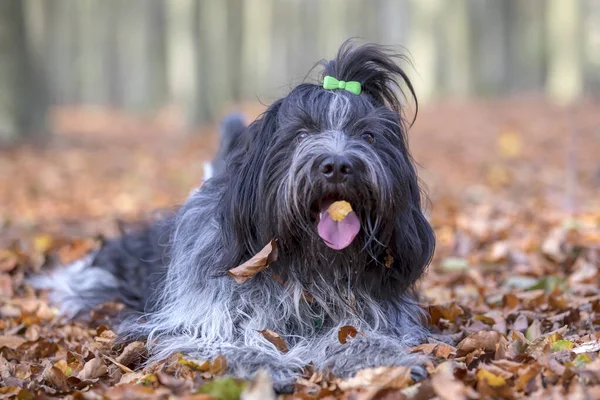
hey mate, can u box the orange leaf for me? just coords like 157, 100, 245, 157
258, 330, 288, 353
338, 325, 362, 344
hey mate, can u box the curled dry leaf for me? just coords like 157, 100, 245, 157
328, 201, 353, 221
209, 354, 228, 376
227, 240, 278, 284
258, 330, 288, 353
456, 331, 507, 356
78, 357, 108, 380
43, 365, 69, 392
115, 340, 146, 367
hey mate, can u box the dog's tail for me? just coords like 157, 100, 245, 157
30, 218, 174, 320
203, 113, 247, 181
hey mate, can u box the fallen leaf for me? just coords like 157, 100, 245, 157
0, 335, 25, 349
103, 384, 156, 400
198, 377, 245, 400
210, 354, 228, 376
497, 130, 523, 158
227, 240, 278, 284
440, 257, 469, 272
115, 340, 146, 367
476, 368, 507, 387
258, 330, 288, 353
573, 340, 600, 354
42, 365, 69, 392
78, 357, 108, 380
177, 355, 211, 371
338, 325, 360, 344
0, 250, 18, 273
430, 362, 473, 400
456, 331, 507, 356
550, 340, 574, 352
240, 369, 276, 400
337, 366, 412, 391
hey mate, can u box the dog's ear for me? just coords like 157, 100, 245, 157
321, 40, 416, 117
388, 198, 435, 290
218, 100, 282, 266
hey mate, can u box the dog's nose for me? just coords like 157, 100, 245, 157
319, 155, 353, 183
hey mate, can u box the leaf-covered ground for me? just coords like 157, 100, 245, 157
1, 99, 600, 399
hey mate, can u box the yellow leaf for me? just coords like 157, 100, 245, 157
33, 234, 54, 254
476, 369, 507, 387
551, 340, 574, 351
497, 130, 523, 158
328, 201, 353, 222
177, 355, 210, 371
572, 353, 592, 368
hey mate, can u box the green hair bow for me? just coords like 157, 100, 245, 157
322, 76, 361, 95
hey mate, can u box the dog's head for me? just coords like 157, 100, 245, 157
221, 41, 434, 295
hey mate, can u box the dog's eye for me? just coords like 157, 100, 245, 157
296, 131, 309, 143
361, 132, 374, 144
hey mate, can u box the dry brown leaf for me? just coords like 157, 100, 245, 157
209, 354, 227, 376
0, 335, 25, 349
0, 274, 13, 299
258, 329, 288, 353
103, 384, 157, 400
227, 240, 278, 284
0, 250, 18, 273
456, 331, 507, 356
240, 369, 276, 400
78, 357, 108, 380
337, 366, 412, 391
42, 365, 69, 392
430, 362, 473, 400
115, 340, 146, 367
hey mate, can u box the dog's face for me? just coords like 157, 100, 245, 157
222, 42, 434, 295
265, 88, 414, 253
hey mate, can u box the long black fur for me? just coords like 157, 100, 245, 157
34, 41, 435, 390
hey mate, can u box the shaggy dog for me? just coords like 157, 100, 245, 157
34, 41, 435, 389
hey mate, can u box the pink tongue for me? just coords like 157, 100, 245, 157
317, 205, 361, 250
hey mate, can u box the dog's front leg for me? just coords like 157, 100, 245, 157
313, 326, 429, 381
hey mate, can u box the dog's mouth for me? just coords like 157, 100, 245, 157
310, 195, 361, 250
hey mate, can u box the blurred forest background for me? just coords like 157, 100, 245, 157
1, 0, 600, 142
1, 0, 600, 229
3, 3, 600, 397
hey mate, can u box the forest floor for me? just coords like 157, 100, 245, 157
1, 98, 600, 399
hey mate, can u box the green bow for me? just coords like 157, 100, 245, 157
322, 76, 361, 95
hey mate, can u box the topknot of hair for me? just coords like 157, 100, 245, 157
320, 40, 417, 117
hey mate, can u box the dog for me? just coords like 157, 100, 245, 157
33, 41, 435, 390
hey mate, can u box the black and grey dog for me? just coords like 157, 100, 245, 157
35, 41, 435, 388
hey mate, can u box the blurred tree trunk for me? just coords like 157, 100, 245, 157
167, 0, 199, 130
408, 0, 442, 101
0, 0, 49, 144
546, 0, 583, 104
